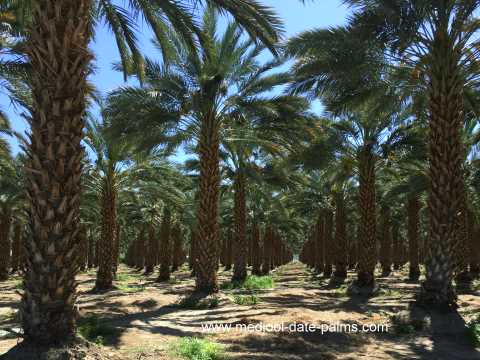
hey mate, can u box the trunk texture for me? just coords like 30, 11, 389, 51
315, 213, 324, 273
157, 208, 172, 282
11, 221, 22, 273
232, 172, 247, 282
171, 223, 183, 272
251, 223, 262, 275
408, 196, 421, 281
356, 145, 377, 288
333, 194, 347, 279
195, 103, 220, 293
379, 207, 392, 276
420, 28, 464, 309
145, 224, 157, 274
87, 230, 95, 269
78, 225, 88, 272
0, 207, 12, 280
323, 210, 334, 277
22, 0, 92, 344
96, 175, 117, 290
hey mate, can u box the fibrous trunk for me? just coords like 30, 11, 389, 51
251, 223, 262, 275
96, 174, 117, 290
232, 172, 247, 282
356, 144, 377, 289
379, 207, 392, 277
0, 206, 12, 280
171, 223, 183, 272
78, 224, 88, 272
195, 108, 220, 293
408, 195, 421, 281
11, 221, 22, 273
323, 210, 334, 278
22, 0, 92, 344
420, 28, 464, 309
112, 223, 120, 278
333, 194, 347, 279
157, 208, 172, 282
145, 224, 157, 274
315, 213, 324, 274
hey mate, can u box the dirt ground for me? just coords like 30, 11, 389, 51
0, 262, 479, 360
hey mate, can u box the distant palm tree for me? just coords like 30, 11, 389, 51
84, 115, 134, 291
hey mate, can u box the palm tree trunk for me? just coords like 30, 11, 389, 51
11, 221, 21, 274
392, 223, 401, 270
171, 223, 183, 272
323, 210, 334, 277
315, 212, 324, 274
333, 193, 347, 279
78, 224, 88, 272
232, 172, 247, 282
408, 195, 421, 281
157, 207, 172, 282
348, 224, 358, 269
88, 230, 95, 269
196, 110, 221, 293
224, 230, 232, 271
23, 0, 92, 344
112, 223, 120, 278
262, 226, 272, 275
379, 207, 392, 277
356, 144, 377, 289
0, 206, 12, 280
420, 30, 464, 308
471, 225, 480, 278
251, 222, 262, 275
454, 195, 471, 287
96, 177, 117, 290
135, 228, 146, 270
145, 224, 157, 274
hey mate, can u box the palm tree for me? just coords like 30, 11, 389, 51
84, 115, 134, 290
342, 0, 480, 309
21, 0, 282, 344
221, 103, 312, 282
106, 8, 307, 293
287, 25, 416, 293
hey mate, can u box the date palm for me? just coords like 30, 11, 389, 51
20, 0, 282, 344
287, 25, 417, 292
84, 115, 134, 290
342, 0, 480, 309
106, 8, 298, 293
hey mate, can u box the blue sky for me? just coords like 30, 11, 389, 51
2, 0, 350, 155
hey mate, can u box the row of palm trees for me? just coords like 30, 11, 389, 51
0, 0, 479, 350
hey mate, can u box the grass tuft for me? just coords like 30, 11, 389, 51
115, 282, 145, 293
169, 337, 227, 360
177, 295, 220, 310
221, 276, 275, 291
77, 315, 118, 345
233, 294, 259, 306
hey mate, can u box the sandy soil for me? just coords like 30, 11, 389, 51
0, 262, 479, 360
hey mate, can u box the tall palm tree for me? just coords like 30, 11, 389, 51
22, 0, 282, 344
342, 0, 480, 309
106, 9, 304, 293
